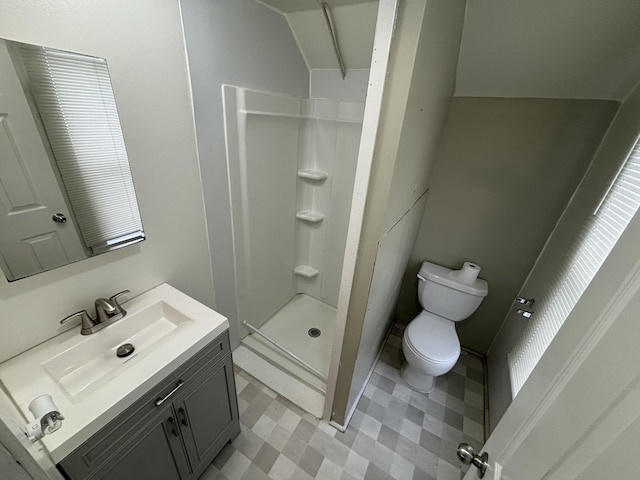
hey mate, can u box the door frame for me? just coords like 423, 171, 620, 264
466, 205, 640, 478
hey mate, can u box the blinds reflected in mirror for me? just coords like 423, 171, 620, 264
15, 44, 144, 253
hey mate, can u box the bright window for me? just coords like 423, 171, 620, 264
508, 135, 640, 397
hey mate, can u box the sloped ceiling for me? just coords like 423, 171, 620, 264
258, 0, 378, 70
258, 0, 640, 99
456, 0, 640, 100
257, 0, 373, 13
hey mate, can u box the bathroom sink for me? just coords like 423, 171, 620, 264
42, 301, 193, 400
0, 283, 228, 462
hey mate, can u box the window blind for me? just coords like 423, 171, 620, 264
16, 44, 143, 253
508, 136, 640, 397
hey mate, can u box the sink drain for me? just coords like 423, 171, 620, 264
308, 327, 321, 338
116, 343, 135, 358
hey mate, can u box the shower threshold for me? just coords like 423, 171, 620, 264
242, 320, 328, 381
234, 294, 336, 416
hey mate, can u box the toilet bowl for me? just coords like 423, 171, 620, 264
401, 261, 488, 393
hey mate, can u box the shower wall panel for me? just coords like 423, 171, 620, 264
223, 85, 363, 334
316, 118, 362, 306
223, 87, 300, 332
244, 116, 299, 321
294, 100, 363, 307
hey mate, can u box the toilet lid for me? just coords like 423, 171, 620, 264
406, 312, 460, 364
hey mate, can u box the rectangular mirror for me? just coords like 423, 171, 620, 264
0, 39, 144, 281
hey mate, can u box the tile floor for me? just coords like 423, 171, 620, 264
203, 323, 485, 480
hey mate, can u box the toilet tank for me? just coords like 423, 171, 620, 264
417, 261, 488, 321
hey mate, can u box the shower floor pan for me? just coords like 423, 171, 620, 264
239, 293, 336, 394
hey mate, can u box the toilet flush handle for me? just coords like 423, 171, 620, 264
516, 296, 535, 308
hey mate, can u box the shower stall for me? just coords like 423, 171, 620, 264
223, 84, 365, 415
180, 0, 394, 420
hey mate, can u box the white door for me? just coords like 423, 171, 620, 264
0, 40, 86, 280
462, 209, 640, 479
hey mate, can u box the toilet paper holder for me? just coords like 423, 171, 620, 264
25, 394, 64, 441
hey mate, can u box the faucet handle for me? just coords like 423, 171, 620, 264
60, 310, 96, 336
109, 290, 131, 315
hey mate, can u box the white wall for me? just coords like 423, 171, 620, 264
332, 0, 467, 424
258, 0, 374, 13
180, 0, 309, 348
310, 69, 370, 102
487, 81, 640, 430
0, 0, 214, 476
0, 0, 213, 365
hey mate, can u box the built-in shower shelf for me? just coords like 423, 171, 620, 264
294, 265, 319, 278
298, 169, 328, 181
296, 211, 324, 223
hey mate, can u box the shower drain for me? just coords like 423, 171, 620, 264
308, 327, 321, 338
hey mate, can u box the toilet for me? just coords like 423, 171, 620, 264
401, 261, 488, 393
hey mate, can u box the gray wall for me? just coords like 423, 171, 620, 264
396, 97, 618, 354
488, 82, 640, 430
180, 0, 309, 348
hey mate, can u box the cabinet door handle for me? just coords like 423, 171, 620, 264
178, 407, 189, 427
155, 380, 185, 407
167, 417, 178, 437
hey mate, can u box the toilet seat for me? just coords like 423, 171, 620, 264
405, 311, 460, 365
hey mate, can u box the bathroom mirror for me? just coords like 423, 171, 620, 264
0, 38, 144, 281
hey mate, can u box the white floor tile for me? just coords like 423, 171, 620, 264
268, 454, 297, 480
253, 415, 277, 441
315, 458, 343, 480
437, 459, 462, 480
343, 450, 369, 479
220, 450, 251, 479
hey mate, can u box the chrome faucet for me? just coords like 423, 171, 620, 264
95, 290, 129, 324
60, 290, 130, 335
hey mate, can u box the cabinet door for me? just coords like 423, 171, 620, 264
94, 412, 190, 480
175, 355, 240, 475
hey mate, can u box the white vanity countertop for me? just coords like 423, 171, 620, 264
0, 283, 228, 463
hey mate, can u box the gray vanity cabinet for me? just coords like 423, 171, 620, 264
94, 409, 189, 480
58, 331, 240, 480
176, 360, 237, 472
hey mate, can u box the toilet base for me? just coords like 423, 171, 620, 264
400, 362, 436, 394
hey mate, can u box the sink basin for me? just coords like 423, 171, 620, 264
0, 283, 228, 463
43, 301, 193, 400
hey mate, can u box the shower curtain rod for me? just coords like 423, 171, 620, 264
320, 1, 347, 79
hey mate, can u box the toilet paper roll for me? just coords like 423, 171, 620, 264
450, 262, 481, 284
28, 394, 64, 436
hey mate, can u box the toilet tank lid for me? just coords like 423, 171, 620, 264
418, 261, 488, 296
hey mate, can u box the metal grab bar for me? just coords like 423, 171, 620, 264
242, 320, 328, 382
